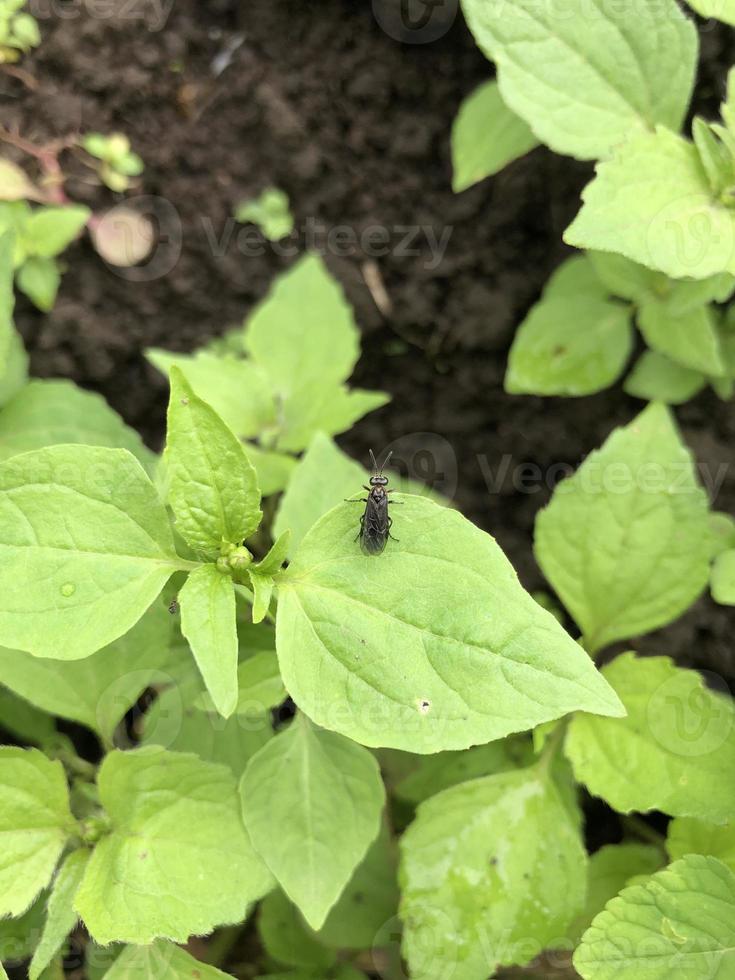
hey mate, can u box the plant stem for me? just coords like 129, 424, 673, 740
622, 814, 666, 848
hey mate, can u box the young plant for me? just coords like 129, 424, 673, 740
81, 132, 144, 192
0, 202, 89, 310
234, 186, 294, 241
0, 0, 39, 64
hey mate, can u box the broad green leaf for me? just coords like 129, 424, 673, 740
29, 849, 90, 980
24, 205, 90, 258
146, 349, 276, 440
0, 747, 75, 916
587, 251, 660, 303
399, 764, 587, 977
16, 256, 60, 312
712, 549, 735, 604
249, 570, 274, 623
544, 254, 605, 300
570, 843, 664, 943
75, 747, 273, 944
393, 737, 533, 805
244, 253, 360, 396
506, 295, 632, 396
534, 402, 710, 653
86, 943, 122, 980
243, 443, 297, 496
241, 714, 385, 929
166, 367, 262, 556
276, 384, 389, 454
179, 563, 238, 718
315, 823, 399, 950
574, 855, 735, 979
565, 128, 735, 280
0, 230, 28, 406
637, 301, 726, 376
0, 686, 55, 743
709, 513, 735, 558
624, 351, 706, 405
667, 817, 735, 872
102, 941, 232, 979
0, 379, 155, 472
565, 652, 735, 823
0, 595, 172, 744
451, 79, 538, 191
277, 493, 623, 753
258, 889, 336, 970
274, 431, 365, 557
460, 0, 697, 161
685, 0, 735, 25
0, 445, 183, 659
208, 648, 285, 714
0, 894, 46, 962
141, 684, 273, 778
661, 272, 735, 315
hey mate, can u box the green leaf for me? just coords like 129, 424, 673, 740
451, 79, 538, 191
544, 254, 607, 300
16, 256, 60, 312
235, 187, 294, 242
565, 128, 735, 280
276, 384, 389, 454
460, 0, 697, 161
179, 563, 238, 718
0, 258, 27, 405
0, 595, 172, 744
274, 431, 365, 557
75, 747, 273, 944
565, 652, 735, 822
244, 253, 360, 397
0, 445, 183, 659
709, 512, 735, 558
254, 530, 291, 575
0, 747, 75, 917
140, 685, 273, 778
23, 205, 90, 258
667, 817, 735, 872
315, 823, 399, 950
277, 493, 623, 753
0, 894, 46, 963
29, 848, 90, 980
0, 686, 55, 744
399, 764, 587, 977
224, 648, 285, 713
0, 379, 155, 472
240, 714, 385, 929
505, 294, 633, 396
102, 941, 232, 979
574, 855, 735, 979
165, 366, 262, 556
243, 443, 297, 497
249, 571, 274, 624
587, 251, 660, 303
684, 0, 735, 25
146, 349, 276, 440
711, 549, 735, 604
637, 301, 726, 376
570, 843, 664, 943
393, 737, 533, 805
534, 402, 710, 653
258, 889, 336, 970
624, 351, 706, 405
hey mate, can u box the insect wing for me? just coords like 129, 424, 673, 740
361, 491, 389, 555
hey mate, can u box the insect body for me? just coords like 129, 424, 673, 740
349, 450, 399, 555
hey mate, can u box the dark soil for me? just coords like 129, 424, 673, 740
3, 0, 734, 693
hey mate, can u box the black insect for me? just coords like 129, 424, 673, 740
347, 450, 400, 555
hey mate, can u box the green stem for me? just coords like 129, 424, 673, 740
537, 719, 567, 779
622, 814, 666, 848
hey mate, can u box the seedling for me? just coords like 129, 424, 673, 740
0, 0, 39, 64
234, 186, 293, 241
81, 132, 144, 192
